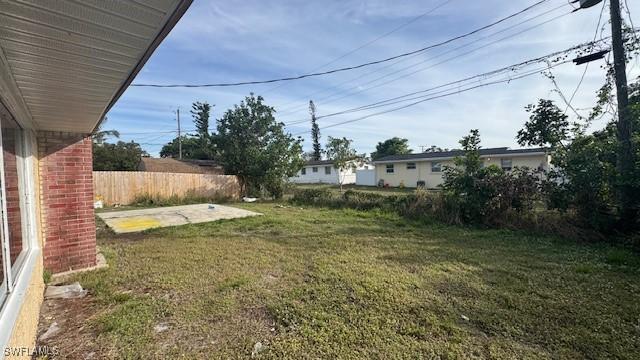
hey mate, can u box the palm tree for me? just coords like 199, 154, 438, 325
92, 117, 120, 145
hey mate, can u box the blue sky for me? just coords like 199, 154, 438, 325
105, 0, 639, 156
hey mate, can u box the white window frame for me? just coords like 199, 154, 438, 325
324, 166, 331, 175
301, 167, 306, 175
312, 167, 318, 173
0, 124, 40, 349
431, 161, 442, 173
406, 162, 416, 170
386, 164, 394, 174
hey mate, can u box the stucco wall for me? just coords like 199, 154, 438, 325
5, 255, 44, 358
375, 154, 549, 188
6, 130, 45, 358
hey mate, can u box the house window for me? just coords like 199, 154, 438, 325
406, 162, 416, 170
325, 166, 331, 175
386, 164, 394, 173
0, 113, 36, 308
312, 167, 318, 173
431, 161, 442, 172
501, 158, 512, 171
301, 168, 306, 175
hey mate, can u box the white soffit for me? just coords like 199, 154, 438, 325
0, 0, 191, 133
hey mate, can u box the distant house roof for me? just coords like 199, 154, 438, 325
304, 160, 335, 166
373, 147, 547, 163
138, 158, 223, 174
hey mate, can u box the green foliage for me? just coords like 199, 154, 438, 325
325, 136, 366, 190
191, 101, 212, 138
442, 130, 541, 224
131, 191, 231, 207
93, 141, 146, 171
213, 94, 304, 198
518, 87, 640, 231
517, 99, 569, 148
159, 136, 207, 159
160, 101, 216, 160
309, 100, 322, 161
370, 137, 412, 160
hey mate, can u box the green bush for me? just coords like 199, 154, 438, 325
291, 188, 333, 206
132, 191, 231, 207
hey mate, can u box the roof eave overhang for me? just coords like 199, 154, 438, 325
93, 0, 194, 133
372, 151, 548, 164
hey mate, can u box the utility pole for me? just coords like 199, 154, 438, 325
176, 108, 182, 159
609, 0, 635, 223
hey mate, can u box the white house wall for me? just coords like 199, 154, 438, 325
291, 165, 362, 185
375, 154, 549, 188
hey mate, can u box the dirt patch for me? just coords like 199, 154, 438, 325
36, 295, 102, 359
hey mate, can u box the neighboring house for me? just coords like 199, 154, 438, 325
291, 160, 371, 185
373, 147, 550, 188
0, 0, 193, 355
138, 158, 224, 175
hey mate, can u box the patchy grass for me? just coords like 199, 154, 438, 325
43, 204, 640, 359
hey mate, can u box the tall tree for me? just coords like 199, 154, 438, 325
213, 94, 304, 198
92, 117, 120, 145
191, 101, 212, 139
309, 100, 322, 160
325, 136, 367, 192
160, 102, 216, 160
370, 137, 412, 160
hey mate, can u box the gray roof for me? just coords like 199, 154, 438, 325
373, 147, 546, 163
304, 160, 334, 166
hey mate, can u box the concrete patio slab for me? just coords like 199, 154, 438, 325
97, 204, 261, 234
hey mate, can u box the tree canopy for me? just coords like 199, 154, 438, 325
325, 136, 367, 190
370, 137, 412, 160
93, 141, 146, 171
160, 101, 216, 160
213, 94, 303, 198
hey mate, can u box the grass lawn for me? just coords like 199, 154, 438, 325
42, 203, 640, 359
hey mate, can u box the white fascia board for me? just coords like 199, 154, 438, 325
372, 152, 547, 164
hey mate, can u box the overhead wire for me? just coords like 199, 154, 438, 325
288, 38, 612, 134
276, 2, 570, 116
283, 8, 574, 123
262, 0, 457, 94
130, 0, 552, 88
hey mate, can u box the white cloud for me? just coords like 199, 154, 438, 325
107, 0, 639, 156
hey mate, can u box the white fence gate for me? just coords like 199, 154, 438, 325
355, 169, 376, 186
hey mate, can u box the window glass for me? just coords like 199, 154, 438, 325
301, 168, 306, 175
386, 164, 394, 173
312, 167, 318, 173
1, 115, 25, 272
325, 166, 331, 175
431, 162, 442, 172
407, 162, 416, 170
501, 158, 513, 171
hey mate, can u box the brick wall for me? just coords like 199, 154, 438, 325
37, 131, 96, 273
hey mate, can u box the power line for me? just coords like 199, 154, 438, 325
283, 9, 574, 123
292, 64, 567, 136
263, 0, 456, 94
130, 0, 552, 88
289, 39, 611, 135
276, 2, 569, 116
563, 0, 608, 116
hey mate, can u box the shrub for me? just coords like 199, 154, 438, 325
291, 188, 333, 206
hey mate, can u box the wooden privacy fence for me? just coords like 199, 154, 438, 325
93, 171, 241, 205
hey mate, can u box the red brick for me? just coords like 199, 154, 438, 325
38, 131, 96, 273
